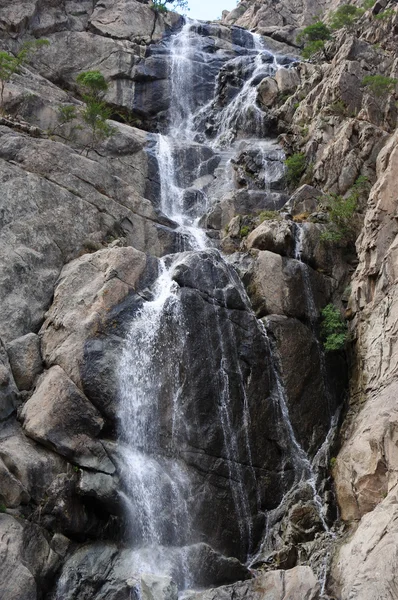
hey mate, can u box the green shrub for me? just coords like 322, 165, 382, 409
285, 152, 306, 187
152, 0, 189, 13
329, 5, 364, 30
0, 503, 6, 513
239, 225, 251, 237
297, 21, 331, 59
362, 74, 397, 97
374, 8, 395, 20
362, 0, 376, 8
0, 39, 49, 108
297, 21, 331, 43
258, 210, 281, 222
329, 99, 347, 116
75, 70, 116, 153
321, 304, 347, 352
330, 456, 337, 469
320, 191, 357, 243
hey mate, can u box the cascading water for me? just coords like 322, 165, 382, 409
117, 17, 339, 595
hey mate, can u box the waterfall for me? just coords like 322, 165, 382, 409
117, 18, 336, 593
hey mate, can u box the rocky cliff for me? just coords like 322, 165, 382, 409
0, 0, 398, 599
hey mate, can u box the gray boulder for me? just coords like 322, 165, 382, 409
0, 421, 66, 507
7, 333, 42, 391
20, 365, 115, 473
0, 514, 64, 600
183, 566, 320, 600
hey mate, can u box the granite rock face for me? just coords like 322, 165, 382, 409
1, 0, 397, 597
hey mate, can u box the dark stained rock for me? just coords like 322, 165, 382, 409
264, 315, 340, 456
0, 340, 18, 421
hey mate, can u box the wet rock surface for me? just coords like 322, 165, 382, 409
3, 0, 398, 597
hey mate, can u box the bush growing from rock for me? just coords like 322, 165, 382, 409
297, 22, 331, 59
285, 152, 306, 188
320, 192, 357, 243
361, 74, 397, 97
321, 304, 347, 352
239, 225, 251, 237
151, 0, 189, 13
0, 39, 49, 109
258, 210, 281, 222
52, 70, 116, 153
76, 71, 116, 153
374, 8, 396, 20
329, 5, 364, 30
320, 176, 370, 244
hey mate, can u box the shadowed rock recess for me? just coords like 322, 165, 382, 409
1, 0, 398, 598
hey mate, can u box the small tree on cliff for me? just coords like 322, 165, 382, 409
297, 22, 331, 60
151, 0, 189, 14
329, 5, 364, 30
75, 70, 116, 154
0, 39, 49, 110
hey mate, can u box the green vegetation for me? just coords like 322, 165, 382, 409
285, 152, 306, 187
258, 210, 281, 222
320, 176, 369, 244
374, 8, 395, 20
0, 39, 49, 108
48, 104, 81, 140
329, 99, 347, 116
297, 21, 331, 59
0, 502, 6, 513
239, 225, 251, 237
52, 70, 116, 153
152, 0, 189, 13
362, 0, 376, 8
330, 456, 337, 469
362, 74, 397, 97
329, 5, 364, 30
320, 192, 357, 243
321, 304, 348, 352
76, 71, 116, 152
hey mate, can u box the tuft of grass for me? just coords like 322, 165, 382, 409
258, 210, 281, 222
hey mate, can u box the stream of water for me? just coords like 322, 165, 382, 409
117, 18, 336, 594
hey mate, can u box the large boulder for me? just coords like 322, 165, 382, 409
20, 365, 115, 473
0, 422, 66, 508
54, 541, 250, 599
245, 250, 333, 320
0, 513, 67, 600
332, 487, 398, 599
40, 246, 157, 420
245, 219, 295, 257
89, 0, 181, 44
183, 566, 320, 600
